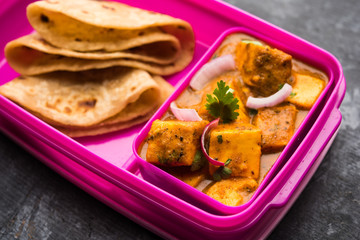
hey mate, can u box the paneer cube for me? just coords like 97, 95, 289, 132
146, 120, 208, 166
287, 73, 326, 109
253, 105, 297, 153
236, 42, 292, 96
208, 123, 261, 179
205, 178, 258, 206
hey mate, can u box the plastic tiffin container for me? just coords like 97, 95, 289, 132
0, 0, 345, 239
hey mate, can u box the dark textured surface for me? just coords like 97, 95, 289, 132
0, 0, 359, 239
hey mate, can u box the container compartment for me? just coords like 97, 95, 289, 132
132, 26, 338, 214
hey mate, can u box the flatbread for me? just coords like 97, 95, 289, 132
14, 0, 195, 75
57, 75, 174, 137
5, 34, 188, 76
26, 0, 192, 51
6, 32, 180, 64
1, 0, 183, 137
0, 67, 162, 127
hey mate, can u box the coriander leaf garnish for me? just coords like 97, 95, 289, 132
205, 80, 239, 123
213, 161, 232, 181
217, 135, 223, 144
212, 158, 233, 181
278, 83, 285, 90
249, 108, 258, 116
224, 159, 232, 166
191, 151, 206, 171
290, 92, 297, 98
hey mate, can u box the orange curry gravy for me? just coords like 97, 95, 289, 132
138, 33, 328, 206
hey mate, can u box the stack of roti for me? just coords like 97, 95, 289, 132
0, 0, 195, 137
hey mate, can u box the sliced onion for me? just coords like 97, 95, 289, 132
200, 118, 225, 167
190, 54, 236, 91
246, 83, 293, 109
170, 102, 202, 121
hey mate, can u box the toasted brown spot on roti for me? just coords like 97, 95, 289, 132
64, 107, 72, 113
40, 14, 49, 23
78, 99, 97, 108
101, 4, 115, 11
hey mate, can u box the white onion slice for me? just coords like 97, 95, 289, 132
246, 83, 293, 109
190, 54, 236, 91
170, 102, 202, 121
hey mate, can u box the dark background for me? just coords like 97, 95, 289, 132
1, 0, 359, 239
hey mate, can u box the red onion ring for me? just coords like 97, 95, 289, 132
170, 102, 202, 121
246, 83, 293, 109
200, 118, 225, 167
190, 54, 236, 91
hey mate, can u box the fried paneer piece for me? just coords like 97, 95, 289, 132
146, 120, 209, 166
208, 123, 261, 179
205, 178, 258, 206
287, 73, 326, 109
253, 105, 297, 153
235, 42, 292, 96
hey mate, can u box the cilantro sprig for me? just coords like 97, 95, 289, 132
213, 159, 232, 181
205, 80, 239, 123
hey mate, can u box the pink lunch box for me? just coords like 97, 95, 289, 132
0, 0, 346, 239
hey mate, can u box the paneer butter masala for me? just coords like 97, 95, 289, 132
139, 33, 327, 206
